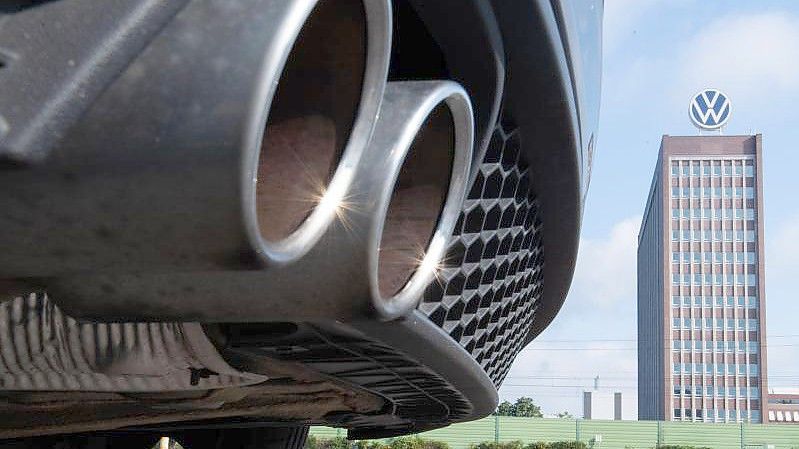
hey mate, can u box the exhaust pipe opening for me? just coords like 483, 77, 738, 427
254, 0, 389, 261
378, 105, 454, 298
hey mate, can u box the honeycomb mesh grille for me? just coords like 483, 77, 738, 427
418, 118, 544, 386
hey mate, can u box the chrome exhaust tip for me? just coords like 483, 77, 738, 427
0, 0, 391, 279
366, 81, 473, 319
244, 0, 392, 265
36, 82, 473, 323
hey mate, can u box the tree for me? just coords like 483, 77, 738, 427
494, 397, 542, 417
513, 397, 543, 418
496, 401, 515, 416
555, 411, 573, 419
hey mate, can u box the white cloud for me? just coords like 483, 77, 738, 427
569, 216, 642, 308
603, 9, 799, 132
678, 11, 799, 101
764, 214, 799, 389
766, 214, 799, 282
499, 216, 643, 418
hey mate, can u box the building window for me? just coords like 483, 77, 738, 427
675, 409, 682, 418
723, 274, 732, 286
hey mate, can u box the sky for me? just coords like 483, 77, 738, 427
498, 0, 799, 419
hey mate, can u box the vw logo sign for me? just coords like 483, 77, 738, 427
689, 88, 731, 130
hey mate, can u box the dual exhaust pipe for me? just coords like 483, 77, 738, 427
0, 0, 474, 322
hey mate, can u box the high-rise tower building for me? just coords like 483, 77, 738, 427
638, 135, 768, 423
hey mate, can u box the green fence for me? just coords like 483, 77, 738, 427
310, 417, 799, 449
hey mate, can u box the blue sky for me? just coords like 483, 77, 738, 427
498, 0, 799, 418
